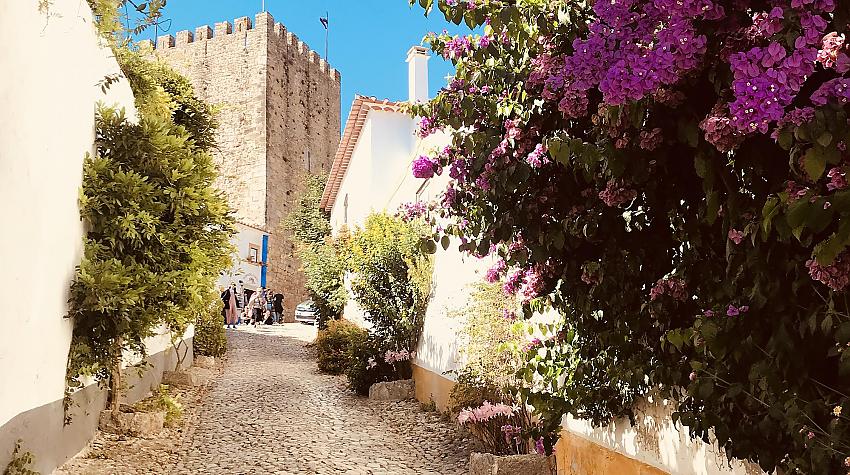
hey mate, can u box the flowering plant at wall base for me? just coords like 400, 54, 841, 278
456, 400, 543, 456
409, 0, 850, 471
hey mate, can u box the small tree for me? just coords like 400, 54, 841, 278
346, 213, 433, 351
66, 50, 233, 416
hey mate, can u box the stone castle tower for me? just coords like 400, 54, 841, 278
139, 12, 341, 318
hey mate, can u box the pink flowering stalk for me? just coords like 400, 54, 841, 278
384, 349, 413, 364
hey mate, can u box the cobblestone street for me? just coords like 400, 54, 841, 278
59, 324, 473, 474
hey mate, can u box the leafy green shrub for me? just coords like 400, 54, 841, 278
194, 299, 227, 358
283, 174, 346, 329
347, 213, 433, 351
315, 320, 366, 374
134, 384, 183, 428
66, 49, 233, 415
3, 440, 38, 475
345, 334, 398, 396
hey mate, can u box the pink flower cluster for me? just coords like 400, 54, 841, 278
486, 258, 506, 283
700, 104, 744, 152
639, 128, 663, 151
827, 168, 848, 191
599, 179, 638, 207
817, 32, 846, 69
397, 201, 429, 221
807, 251, 850, 291
728, 229, 745, 245
384, 349, 413, 364
649, 277, 688, 302
443, 35, 472, 59
417, 116, 437, 138
412, 155, 442, 179
457, 401, 514, 425
520, 264, 551, 303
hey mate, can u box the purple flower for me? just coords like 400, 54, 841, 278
703, 309, 715, 317
535, 438, 545, 455
727, 305, 740, 317
728, 229, 744, 245
485, 259, 506, 283
412, 155, 440, 179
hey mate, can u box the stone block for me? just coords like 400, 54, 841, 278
98, 410, 165, 438
194, 355, 216, 369
368, 379, 414, 401
469, 453, 551, 475
162, 370, 197, 387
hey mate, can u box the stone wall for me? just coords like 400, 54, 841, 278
265, 18, 340, 319
144, 13, 341, 318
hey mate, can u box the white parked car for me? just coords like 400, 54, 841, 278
294, 300, 318, 325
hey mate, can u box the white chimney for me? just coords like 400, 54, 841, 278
406, 46, 430, 103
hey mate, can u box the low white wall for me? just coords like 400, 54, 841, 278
563, 395, 767, 475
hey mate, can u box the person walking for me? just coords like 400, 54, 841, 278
265, 289, 275, 325
272, 290, 284, 324
226, 283, 238, 329
219, 286, 229, 326
247, 288, 264, 327
235, 280, 245, 325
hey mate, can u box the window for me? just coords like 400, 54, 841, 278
248, 244, 260, 263
343, 193, 349, 225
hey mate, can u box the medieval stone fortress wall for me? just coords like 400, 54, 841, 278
139, 12, 341, 317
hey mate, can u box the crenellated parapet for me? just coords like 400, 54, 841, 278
138, 12, 340, 83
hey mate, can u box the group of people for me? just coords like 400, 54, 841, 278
220, 281, 284, 329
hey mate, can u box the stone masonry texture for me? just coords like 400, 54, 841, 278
141, 13, 341, 320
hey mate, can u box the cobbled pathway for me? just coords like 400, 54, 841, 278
59, 324, 473, 474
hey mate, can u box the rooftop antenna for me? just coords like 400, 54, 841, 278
262, 0, 265, 12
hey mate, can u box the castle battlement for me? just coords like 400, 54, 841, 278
137, 12, 340, 82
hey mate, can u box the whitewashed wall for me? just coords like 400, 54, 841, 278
562, 394, 767, 475
217, 222, 266, 291
0, 1, 192, 471
0, 0, 138, 429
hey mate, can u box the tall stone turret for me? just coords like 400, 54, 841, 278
139, 12, 341, 319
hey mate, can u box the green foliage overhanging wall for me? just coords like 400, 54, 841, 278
65, 46, 234, 412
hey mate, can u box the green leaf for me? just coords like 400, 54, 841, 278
440, 235, 450, 251
817, 132, 833, 147
804, 147, 826, 180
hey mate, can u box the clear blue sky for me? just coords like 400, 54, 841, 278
138, 1, 471, 134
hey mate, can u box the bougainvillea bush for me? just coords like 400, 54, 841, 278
409, 0, 850, 472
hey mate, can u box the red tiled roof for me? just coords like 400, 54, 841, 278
320, 96, 402, 212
